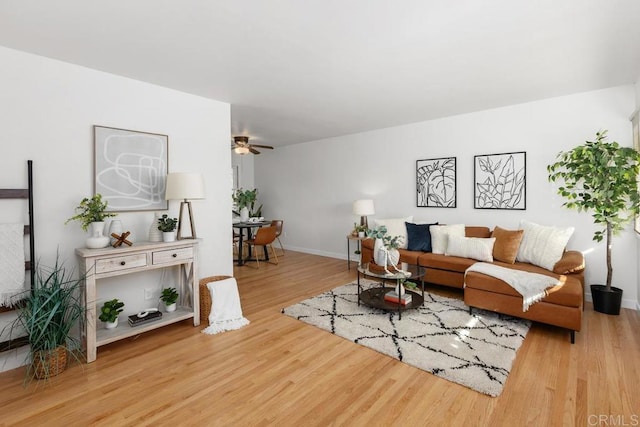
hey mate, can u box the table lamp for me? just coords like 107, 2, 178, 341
352, 199, 375, 229
165, 173, 205, 239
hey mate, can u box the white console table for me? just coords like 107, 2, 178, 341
76, 240, 199, 363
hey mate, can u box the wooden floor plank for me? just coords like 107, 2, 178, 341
0, 250, 638, 426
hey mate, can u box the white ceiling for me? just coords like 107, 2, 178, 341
1, 1, 639, 147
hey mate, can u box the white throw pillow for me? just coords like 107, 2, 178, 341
445, 236, 496, 262
373, 216, 413, 249
515, 220, 575, 270
429, 224, 465, 254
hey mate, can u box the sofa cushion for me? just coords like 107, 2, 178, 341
516, 220, 574, 270
553, 250, 585, 274
491, 226, 524, 264
445, 236, 496, 262
430, 224, 465, 254
465, 261, 583, 308
373, 216, 413, 249
405, 222, 437, 252
418, 252, 478, 273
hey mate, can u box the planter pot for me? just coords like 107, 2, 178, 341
32, 345, 67, 380
591, 284, 623, 315
163, 231, 176, 242
358, 231, 365, 238
164, 302, 177, 313
86, 221, 110, 249
104, 318, 118, 329
240, 207, 250, 222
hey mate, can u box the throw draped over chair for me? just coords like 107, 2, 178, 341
270, 220, 285, 256
243, 225, 279, 268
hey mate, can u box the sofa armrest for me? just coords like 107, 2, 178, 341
553, 250, 585, 274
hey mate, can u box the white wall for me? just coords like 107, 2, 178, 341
0, 46, 233, 371
256, 85, 638, 310
635, 73, 640, 311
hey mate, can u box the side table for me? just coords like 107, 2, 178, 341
346, 234, 367, 270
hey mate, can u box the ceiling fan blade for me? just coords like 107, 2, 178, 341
249, 147, 261, 154
250, 144, 274, 149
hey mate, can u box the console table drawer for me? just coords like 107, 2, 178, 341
152, 247, 194, 265
95, 254, 148, 274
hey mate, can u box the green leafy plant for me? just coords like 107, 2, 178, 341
366, 225, 403, 250
157, 214, 178, 232
548, 130, 640, 290
232, 188, 262, 217
160, 287, 179, 305
98, 299, 124, 323
3, 255, 86, 382
65, 194, 117, 231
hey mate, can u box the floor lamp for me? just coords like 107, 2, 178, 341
165, 173, 205, 240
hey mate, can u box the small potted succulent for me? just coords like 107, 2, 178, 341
98, 299, 125, 329
160, 287, 179, 312
65, 193, 117, 248
157, 214, 178, 242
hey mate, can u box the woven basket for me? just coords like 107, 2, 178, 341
199, 275, 233, 323
33, 345, 67, 379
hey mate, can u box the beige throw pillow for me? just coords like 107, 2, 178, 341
373, 216, 413, 249
445, 235, 496, 262
430, 224, 465, 254
516, 220, 574, 270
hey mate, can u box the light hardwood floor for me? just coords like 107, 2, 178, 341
0, 251, 638, 426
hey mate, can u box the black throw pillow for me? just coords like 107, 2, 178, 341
405, 222, 438, 252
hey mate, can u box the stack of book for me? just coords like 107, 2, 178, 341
384, 290, 412, 305
128, 310, 163, 327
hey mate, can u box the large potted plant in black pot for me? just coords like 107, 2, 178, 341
548, 130, 640, 315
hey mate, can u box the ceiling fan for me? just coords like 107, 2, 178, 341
231, 136, 274, 155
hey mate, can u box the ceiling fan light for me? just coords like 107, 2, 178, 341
234, 146, 250, 155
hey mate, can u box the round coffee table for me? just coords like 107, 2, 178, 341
356, 263, 425, 319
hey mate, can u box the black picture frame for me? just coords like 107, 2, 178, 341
474, 151, 526, 210
94, 125, 169, 212
416, 157, 457, 208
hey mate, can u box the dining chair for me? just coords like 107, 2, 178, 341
242, 225, 279, 268
270, 220, 285, 256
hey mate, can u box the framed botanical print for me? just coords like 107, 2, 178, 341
416, 157, 456, 208
474, 151, 526, 210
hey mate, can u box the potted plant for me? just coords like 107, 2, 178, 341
98, 299, 125, 329
160, 287, 179, 312
3, 256, 85, 382
548, 130, 640, 315
232, 188, 262, 221
366, 225, 403, 270
157, 214, 178, 242
65, 193, 117, 249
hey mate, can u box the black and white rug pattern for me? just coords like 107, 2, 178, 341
283, 281, 530, 397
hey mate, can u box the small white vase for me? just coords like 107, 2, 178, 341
86, 221, 111, 249
240, 207, 250, 222
162, 231, 176, 242
164, 302, 177, 313
104, 318, 118, 329
358, 231, 365, 238
148, 212, 163, 242
395, 282, 406, 296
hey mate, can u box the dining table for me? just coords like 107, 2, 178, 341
233, 220, 272, 266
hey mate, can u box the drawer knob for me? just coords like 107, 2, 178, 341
120, 261, 126, 266
172, 253, 177, 258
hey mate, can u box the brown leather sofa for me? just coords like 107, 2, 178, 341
360, 226, 585, 343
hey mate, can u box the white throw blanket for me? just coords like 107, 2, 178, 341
465, 262, 559, 311
201, 277, 250, 335
0, 223, 25, 307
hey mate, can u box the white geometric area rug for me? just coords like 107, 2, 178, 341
283, 282, 530, 397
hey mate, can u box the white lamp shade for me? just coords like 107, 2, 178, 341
165, 173, 205, 200
352, 199, 375, 216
